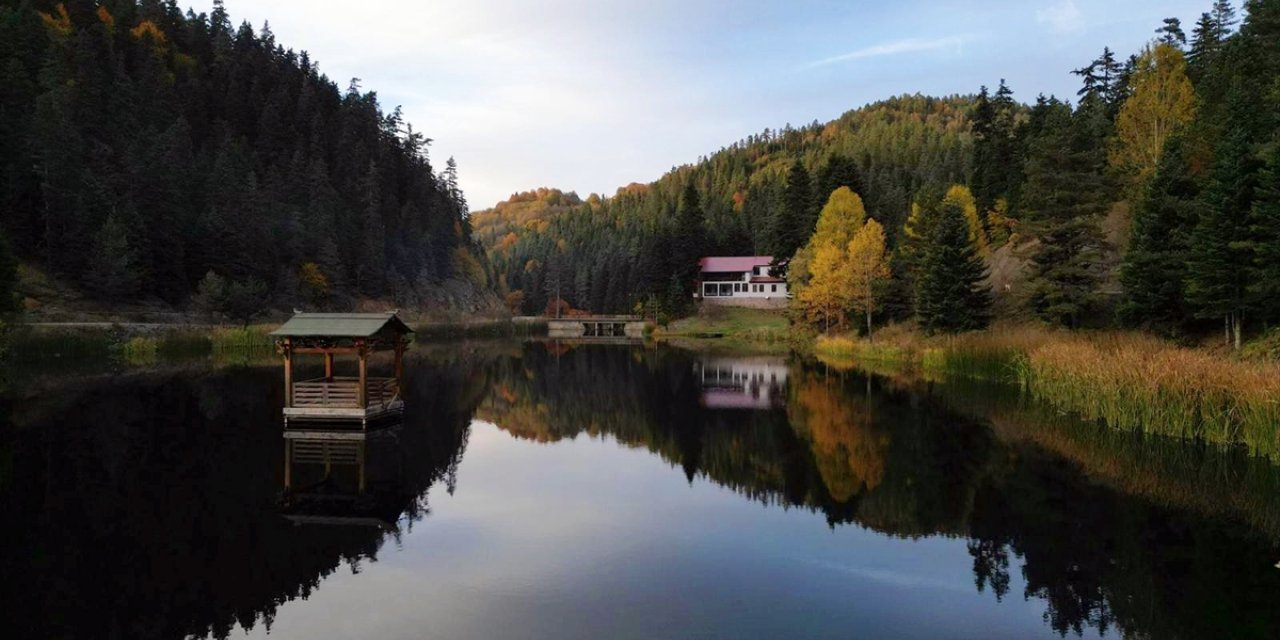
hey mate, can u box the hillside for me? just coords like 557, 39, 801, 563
473, 95, 975, 315
0, 0, 491, 318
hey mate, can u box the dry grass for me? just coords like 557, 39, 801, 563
1017, 332, 1280, 459
823, 323, 1280, 460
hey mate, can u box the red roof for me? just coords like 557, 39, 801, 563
699, 256, 773, 273
750, 276, 784, 283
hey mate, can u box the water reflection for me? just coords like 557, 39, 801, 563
281, 421, 416, 530
2, 343, 1279, 639
0, 356, 481, 639
695, 356, 788, 410
478, 343, 1280, 639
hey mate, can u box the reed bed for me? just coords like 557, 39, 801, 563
819, 324, 1280, 461
210, 325, 276, 351
121, 336, 158, 364
1016, 333, 1280, 460
814, 335, 908, 363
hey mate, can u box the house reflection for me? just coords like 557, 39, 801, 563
280, 420, 414, 530
695, 356, 788, 410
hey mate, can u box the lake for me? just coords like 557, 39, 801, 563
3, 341, 1279, 639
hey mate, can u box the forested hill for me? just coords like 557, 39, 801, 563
473, 95, 974, 315
0, 0, 489, 317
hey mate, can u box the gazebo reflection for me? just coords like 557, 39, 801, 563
280, 419, 410, 529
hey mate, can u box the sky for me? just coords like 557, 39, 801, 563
190, 0, 1212, 210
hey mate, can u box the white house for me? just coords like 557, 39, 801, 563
697, 256, 788, 308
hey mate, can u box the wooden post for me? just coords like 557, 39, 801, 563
283, 339, 293, 408
357, 344, 367, 409
324, 352, 334, 381
284, 440, 292, 490
357, 442, 366, 493
394, 341, 404, 389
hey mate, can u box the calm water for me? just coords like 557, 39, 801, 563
3, 342, 1280, 639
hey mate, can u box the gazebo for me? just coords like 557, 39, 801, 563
271, 312, 413, 426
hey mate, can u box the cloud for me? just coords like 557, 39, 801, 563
1036, 0, 1084, 34
805, 36, 966, 68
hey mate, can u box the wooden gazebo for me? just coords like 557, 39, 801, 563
271, 312, 413, 426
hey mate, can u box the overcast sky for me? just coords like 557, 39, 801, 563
190, 0, 1212, 210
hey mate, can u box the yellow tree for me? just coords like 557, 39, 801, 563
941, 185, 989, 255
1111, 43, 1196, 192
794, 187, 867, 330
845, 219, 891, 339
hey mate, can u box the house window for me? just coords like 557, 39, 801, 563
735, 283, 742, 292
704, 283, 717, 297
719, 283, 734, 296
771, 284, 777, 293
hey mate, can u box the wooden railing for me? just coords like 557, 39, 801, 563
292, 377, 398, 409
364, 377, 399, 408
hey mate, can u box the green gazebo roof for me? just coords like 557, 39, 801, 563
270, 312, 413, 338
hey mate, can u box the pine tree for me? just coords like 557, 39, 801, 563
193, 270, 229, 319
1029, 216, 1107, 328
1020, 97, 1110, 327
772, 160, 814, 259
1247, 141, 1280, 323
1118, 137, 1204, 333
672, 181, 708, 291
90, 213, 141, 300
914, 200, 991, 334
971, 80, 1023, 213
1156, 17, 1187, 47
970, 86, 999, 212
1186, 89, 1260, 350
816, 153, 864, 209
0, 228, 19, 313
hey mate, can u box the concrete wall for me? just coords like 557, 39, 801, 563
701, 297, 787, 310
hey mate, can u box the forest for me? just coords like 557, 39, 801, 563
475, 0, 1280, 350
0, 0, 486, 318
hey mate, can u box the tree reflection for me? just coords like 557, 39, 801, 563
787, 369, 888, 500
0, 353, 484, 639
480, 344, 1280, 640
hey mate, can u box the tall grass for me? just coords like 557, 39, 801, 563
823, 324, 1280, 461
1015, 333, 1280, 460
121, 336, 158, 364
815, 335, 907, 362
210, 325, 275, 351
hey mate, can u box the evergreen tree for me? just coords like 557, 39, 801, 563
90, 213, 141, 300
1118, 137, 1204, 333
914, 200, 991, 334
0, 228, 19, 313
773, 160, 814, 259
971, 80, 1023, 213
192, 270, 229, 319
672, 182, 708, 291
0, 2, 477, 312
1156, 17, 1187, 47
1186, 89, 1260, 349
1020, 97, 1110, 326
1029, 216, 1108, 328
816, 153, 864, 210
1247, 140, 1280, 323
